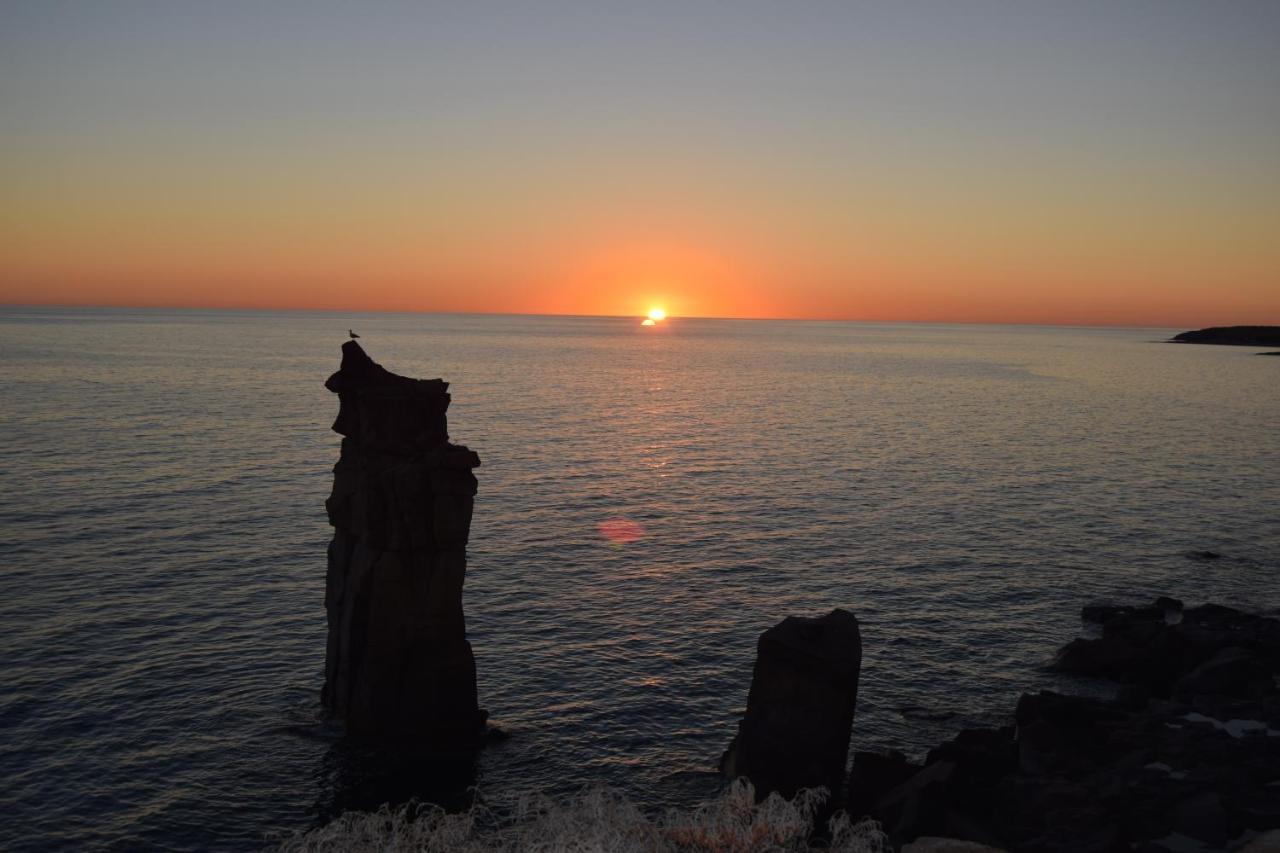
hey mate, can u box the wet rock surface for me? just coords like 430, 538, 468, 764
847, 599, 1280, 852
721, 608, 862, 800
321, 341, 486, 746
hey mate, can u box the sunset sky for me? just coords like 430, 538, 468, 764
3, 2, 1278, 326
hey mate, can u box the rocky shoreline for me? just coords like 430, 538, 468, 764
840, 599, 1280, 852
309, 345, 1277, 852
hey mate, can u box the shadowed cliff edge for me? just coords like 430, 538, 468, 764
321, 341, 488, 747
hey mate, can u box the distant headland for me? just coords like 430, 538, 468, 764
1168, 326, 1280, 348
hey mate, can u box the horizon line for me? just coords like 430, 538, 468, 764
0, 300, 1231, 332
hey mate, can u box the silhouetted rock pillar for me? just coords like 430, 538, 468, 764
721, 608, 862, 799
321, 341, 486, 745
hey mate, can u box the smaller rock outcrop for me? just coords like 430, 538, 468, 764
1049, 597, 1280, 696
720, 609, 862, 800
1169, 326, 1280, 347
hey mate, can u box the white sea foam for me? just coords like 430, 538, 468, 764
1182, 712, 1279, 739
273, 779, 888, 852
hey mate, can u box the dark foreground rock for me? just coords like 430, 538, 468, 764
1050, 598, 1280, 696
846, 601, 1280, 851
1169, 326, 1280, 347
856, 688, 1280, 852
721, 608, 862, 800
321, 341, 487, 746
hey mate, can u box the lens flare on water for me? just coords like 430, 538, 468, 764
597, 518, 645, 545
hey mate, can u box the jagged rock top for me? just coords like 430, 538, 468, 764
323, 340, 479, 548
325, 340, 453, 453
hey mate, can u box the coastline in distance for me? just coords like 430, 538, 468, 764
1168, 325, 1280, 348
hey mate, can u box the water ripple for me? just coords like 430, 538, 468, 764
1, 308, 1277, 850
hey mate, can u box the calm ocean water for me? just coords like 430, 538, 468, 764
1, 307, 1277, 851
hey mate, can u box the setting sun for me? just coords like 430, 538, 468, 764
641, 306, 666, 326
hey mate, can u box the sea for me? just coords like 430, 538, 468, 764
1, 306, 1277, 851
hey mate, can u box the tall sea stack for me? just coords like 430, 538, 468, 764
321, 341, 486, 745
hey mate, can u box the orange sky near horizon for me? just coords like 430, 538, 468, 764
3, 256, 1277, 329
3, 4, 1278, 328
4, 207, 1276, 326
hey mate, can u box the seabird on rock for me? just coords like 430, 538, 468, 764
348, 329, 360, 339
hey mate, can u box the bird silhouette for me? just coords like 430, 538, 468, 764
348, 329, 360, 339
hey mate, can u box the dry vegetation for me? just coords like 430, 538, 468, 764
275, 779, 888, 853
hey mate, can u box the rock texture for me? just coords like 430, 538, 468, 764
1049, 598, 1280, 696
1169, 326, 1280, 347
846, 600, 1280, 852
321, 341, 486, 745
721, 608, 862, 800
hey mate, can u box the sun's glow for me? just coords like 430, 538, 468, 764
647, 308, 666, 321
640, 318, 656, 326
